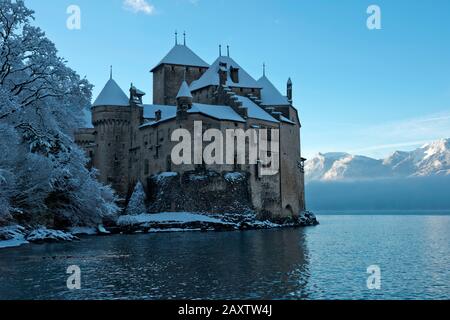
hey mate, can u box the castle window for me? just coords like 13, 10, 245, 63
143, 134, 148, 146
144, 159, 149, 175
166, 156, 172, 172
230, 67, 239, 83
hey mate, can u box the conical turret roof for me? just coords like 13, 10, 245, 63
176, 80, 193, 99
93, 78, 129, 107
257, 75, 290, 106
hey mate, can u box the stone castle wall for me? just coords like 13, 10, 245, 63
76, 56, 306, 219
153, 65, 208, 105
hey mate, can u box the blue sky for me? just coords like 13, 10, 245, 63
26, 0, 450, 159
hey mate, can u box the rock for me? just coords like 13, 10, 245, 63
26, 228, 79, 243
0, 225, 26, 241
0, 225, 29, 249
297, 211, 319, 226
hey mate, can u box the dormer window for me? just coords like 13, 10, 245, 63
230, 66, 239, 83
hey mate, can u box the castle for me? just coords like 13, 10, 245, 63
75, 38, 307, 220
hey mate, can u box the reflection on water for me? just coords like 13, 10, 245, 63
0, 229, 310, 300
0, 215, 449, 300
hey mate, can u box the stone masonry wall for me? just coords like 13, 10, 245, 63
153, 64, 208, 105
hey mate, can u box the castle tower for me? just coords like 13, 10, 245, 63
176, 80, 193, 121
151, 34, 209, 105
91, 73, 132, 195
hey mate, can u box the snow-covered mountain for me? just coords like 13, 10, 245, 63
305, 138, 450, 182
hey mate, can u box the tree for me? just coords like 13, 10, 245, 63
126, 182, 147, 216
0, 0, 118, 227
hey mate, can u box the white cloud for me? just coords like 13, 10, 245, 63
123, 0, 156, 15
350, 111, 450, 158
303, 111, 450, 160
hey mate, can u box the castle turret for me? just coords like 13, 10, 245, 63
176, 80, 193, 121
91, 73, 132, 195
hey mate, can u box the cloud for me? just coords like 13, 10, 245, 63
304, 110, 450, 160
123, 0, 156, 15
349, 111, 450, 157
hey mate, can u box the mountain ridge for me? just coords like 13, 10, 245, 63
305, 138, 450, 182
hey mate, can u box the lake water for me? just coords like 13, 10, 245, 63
0, 214, 449, 300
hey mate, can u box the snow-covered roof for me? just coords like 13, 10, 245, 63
190, 56, 261, 92
143, 105, 177, 120
142, 103, 245, 127
93, 78, 129, 107
257, 76, 290, 106
234, 95, 279, 123
191, 103, 245, 122
280, 115, 296, 125
176, 81, 192, 99
151, 44, 209, 71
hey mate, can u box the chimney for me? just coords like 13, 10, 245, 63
287, 78, 293, 104
218, 62, 228, 86
155, 110, 162, 121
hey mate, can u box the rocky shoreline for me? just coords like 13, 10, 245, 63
0, 211, 319, 249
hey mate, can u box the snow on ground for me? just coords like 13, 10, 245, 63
149, 228, 203, 233
0, 237, 28, 249
26, 228, 78, 243
224, 172, 245, 182
118, 212, 229, 226
153, 172, 178, 182
69, 226, 98, 236
0, 225, 29, 249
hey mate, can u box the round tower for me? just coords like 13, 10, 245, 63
176, 80, 193, 121
91, 74, 132, 196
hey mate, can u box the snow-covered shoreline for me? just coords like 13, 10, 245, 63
0, 211, 319, 249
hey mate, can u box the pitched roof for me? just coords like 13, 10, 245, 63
151, 44, 209, 71
176, 81, 193, 99
142, 103, 245, 127
190, 56, 261, 91
257, 75, 290, 106
93, 78, 129, 107
233, 95, 279, 123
